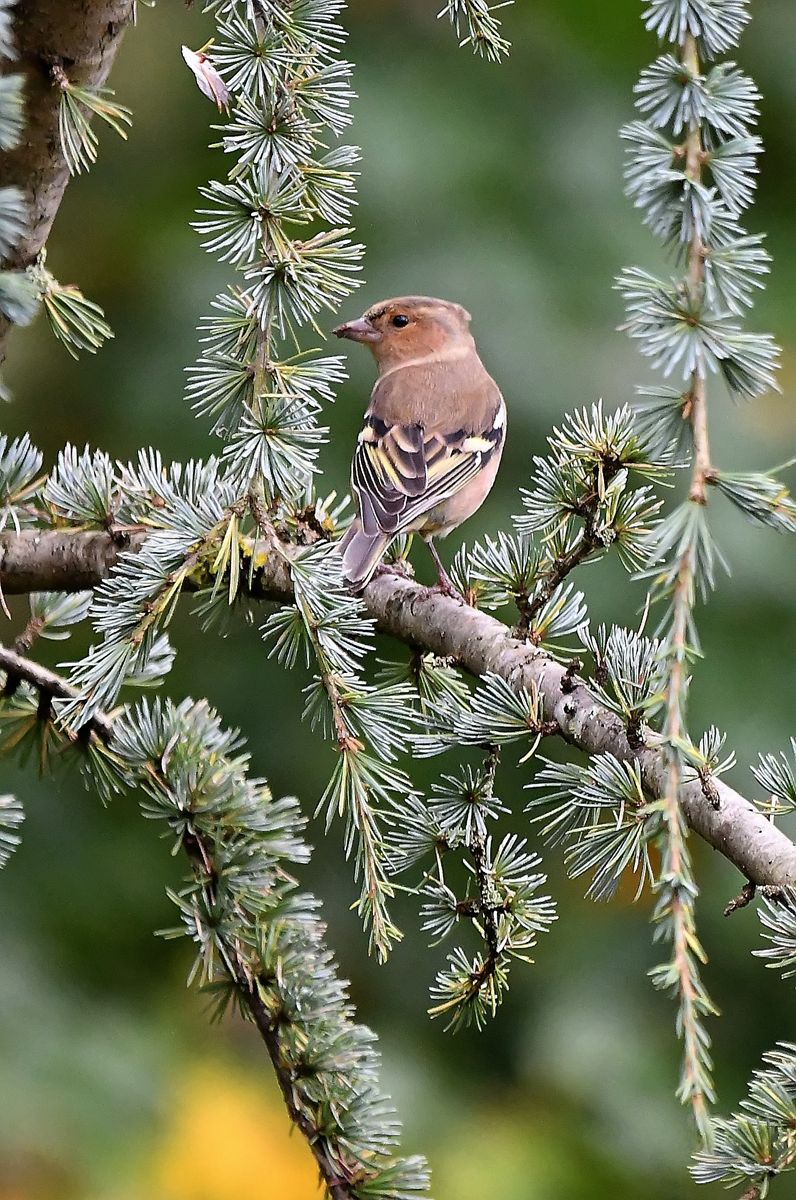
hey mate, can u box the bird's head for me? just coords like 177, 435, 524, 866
333, 296, 473, 368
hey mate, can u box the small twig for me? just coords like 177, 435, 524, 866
14, 614, 45, 655
682, 34, 714, 507
2, 611, 44, 695
0, 644, 113, 742
699, 768, 721, 810
466, 747, 503, 973
724, 882, 788, 917
469, 833, 500, 962
722, 881, 790, 914
521, 463, 624, 643
523, 527, 597, 638
724, 881, 756, 916
650, 32, 718, 1136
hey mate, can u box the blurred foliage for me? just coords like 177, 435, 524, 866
1, 1, 795, 1197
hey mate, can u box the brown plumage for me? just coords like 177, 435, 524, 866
333, 296, 507, 593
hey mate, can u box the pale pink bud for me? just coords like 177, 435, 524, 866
181, 45, 230, 113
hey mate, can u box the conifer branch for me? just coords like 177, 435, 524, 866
682, 32, 713, 506
2, 525, 795, 891
617, 0, 786, 1133
0, 646, 428, 1199
178, 813, 366, 1200
0, 0, 135, 363
520, 480, 607, 635
439, 0, 512, 61
655, 37, 714, 1100
233, 976, 358, 1200
2, 1, 795, 1180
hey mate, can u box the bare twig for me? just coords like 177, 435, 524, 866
724, 882, 787, 917
13, 613, 44, 655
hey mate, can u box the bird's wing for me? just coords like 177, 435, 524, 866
351, 386, 505, 537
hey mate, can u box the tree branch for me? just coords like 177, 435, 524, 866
682, 35, 713, 509
0, 641, 113, 740
0, 0, 135, 363
232, 973, 353, 1200
0, 527, 147, 592
658, 34, 718, 1130
2, 526, 794, 888
0, 645, 365, 1200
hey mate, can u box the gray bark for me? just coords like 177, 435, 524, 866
0, 527, 146, 591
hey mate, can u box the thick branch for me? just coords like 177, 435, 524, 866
2, 526, 794, 887
366, 572, 796, 887
0, 527, 297, 597
0, 0, 135, 362
0, 528, 147, 592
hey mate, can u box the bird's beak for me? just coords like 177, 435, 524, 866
332, 315, 380, 342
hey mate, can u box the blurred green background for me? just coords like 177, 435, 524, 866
2, 1, 796, 1197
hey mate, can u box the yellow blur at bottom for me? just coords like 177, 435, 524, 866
149, 1061, 319, 1200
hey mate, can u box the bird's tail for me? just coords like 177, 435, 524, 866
339, 519, 389, 590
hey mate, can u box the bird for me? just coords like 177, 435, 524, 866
333, 295, 506, 595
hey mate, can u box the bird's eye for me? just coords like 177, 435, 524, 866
391, 314, 410, 328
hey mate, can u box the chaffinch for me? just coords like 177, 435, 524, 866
333, 295, 506, 594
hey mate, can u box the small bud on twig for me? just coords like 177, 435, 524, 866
181, 44, 230, 113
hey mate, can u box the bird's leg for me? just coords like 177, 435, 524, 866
424, 538, 464, 602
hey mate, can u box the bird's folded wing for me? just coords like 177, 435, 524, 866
351, 412, 502, 536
